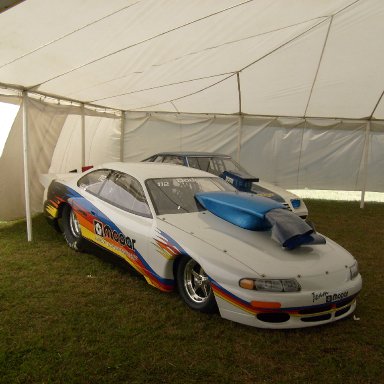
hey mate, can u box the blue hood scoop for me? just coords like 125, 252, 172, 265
195, 191, 283, 230
195, 191, 325, 249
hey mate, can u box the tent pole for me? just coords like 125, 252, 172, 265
120, 111, 125, 162
236, 72, 242, 162
22, 91, 32, 241
237, 115, 243, 163
360, 120, 371, 208
81, 103, 85, 168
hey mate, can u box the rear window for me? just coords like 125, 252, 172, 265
77, 169, 111, 195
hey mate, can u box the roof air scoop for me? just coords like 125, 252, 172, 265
221, 170, 259, 192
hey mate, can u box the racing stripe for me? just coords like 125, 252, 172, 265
46, 183, 174, 292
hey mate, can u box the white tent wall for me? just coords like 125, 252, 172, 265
123, 112, 384, 191
49, 113, 121, 174
1, 98, 383, 222
240, 118, 384, 192
0, 97, 67, 220
0, 96, 121, 221
122, 112, 240, 162
368, 122, 384, 192
238, 117, 368, 190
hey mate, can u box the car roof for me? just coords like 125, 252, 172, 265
150, 151, 231, 158
94, 162, 217, 183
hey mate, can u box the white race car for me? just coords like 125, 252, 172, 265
43, 162, 361, 329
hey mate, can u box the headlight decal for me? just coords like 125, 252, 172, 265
350, 262, 359, 280
240, 278, 301, 292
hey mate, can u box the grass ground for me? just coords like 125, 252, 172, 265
0, 201, 383, 383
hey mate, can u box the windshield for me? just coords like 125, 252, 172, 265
146, 177, 235, 215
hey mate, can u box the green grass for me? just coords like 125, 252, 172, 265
0, 201, 383, 383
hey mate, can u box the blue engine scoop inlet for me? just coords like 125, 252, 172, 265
195, 191, 284, 230
195, 191, 325, 249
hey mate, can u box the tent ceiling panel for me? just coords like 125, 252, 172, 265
94, 74, 233, 111
0, 0, 135, 69
37, 18, 318, 108
373, 95, 384, 120
171, 75, 239, 114
306, 0, 384, 119
241, 20, 330, 117
0, 0, 243, 88
0, 0, 382, 120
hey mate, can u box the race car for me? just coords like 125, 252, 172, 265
42, 162, 361, 329
143, 152, 308, 218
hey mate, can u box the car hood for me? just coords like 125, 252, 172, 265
157, 211, 354, 279
254, 180, 298, 201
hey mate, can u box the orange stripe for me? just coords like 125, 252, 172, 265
251, 301, 281, 309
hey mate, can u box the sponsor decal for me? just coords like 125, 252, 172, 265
312, 291, 329, 303
176, 178, 194, 183
312, 290, 349, 303
93, 219, 136, 250
326, 291, 348, 303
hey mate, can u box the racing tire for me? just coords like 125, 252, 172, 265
62, 204, 86, 252
176, 256, 217, 313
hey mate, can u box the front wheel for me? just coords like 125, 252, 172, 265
62, 204, 86, 251
176, 256, 217, 313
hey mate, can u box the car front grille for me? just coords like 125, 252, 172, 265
255, 298, 356, 324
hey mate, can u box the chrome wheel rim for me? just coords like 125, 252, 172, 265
184, 259, 211, 304
69, 210, 81, 238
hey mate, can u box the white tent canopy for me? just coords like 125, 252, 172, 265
0, 0, 383, 229
1, 0, 383, 117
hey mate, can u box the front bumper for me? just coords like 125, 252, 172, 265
211, 274, 362, 329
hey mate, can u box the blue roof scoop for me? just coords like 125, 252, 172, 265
195, 191, 325, 249
221, 170, 259, 192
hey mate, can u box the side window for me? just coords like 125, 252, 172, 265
187, 157, 218, 175
163, 155, 184, 165
77, 169, 110, 195
209, 158, 225, 176
187, 157, 201, 170
98, 172, 152, 217
153, 155, 164, 163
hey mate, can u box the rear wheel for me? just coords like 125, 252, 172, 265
62, 204, 86, 251
176, 256, 217, 313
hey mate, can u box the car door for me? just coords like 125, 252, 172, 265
80, 170, 154, 280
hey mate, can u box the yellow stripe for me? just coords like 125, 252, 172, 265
214, 290, 256, 315
290, 299, 356, 318
46, 204, 58, 218
81, 226, 144, 275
